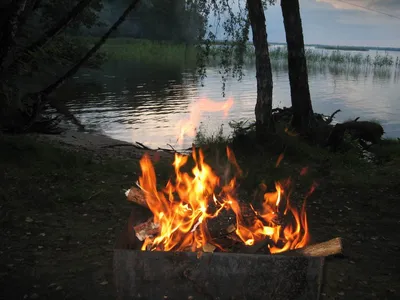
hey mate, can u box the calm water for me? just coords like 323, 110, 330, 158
56, 50, 400, 148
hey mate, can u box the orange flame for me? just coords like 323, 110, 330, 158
176, 97, 234, 145
136, 147, 311, 253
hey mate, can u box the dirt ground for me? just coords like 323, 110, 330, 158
1, 132, 399, 299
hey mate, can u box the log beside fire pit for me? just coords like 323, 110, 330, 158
113, 206, 335, 300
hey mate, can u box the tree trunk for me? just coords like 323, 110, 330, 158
281, 0, 314, 134
246, 0, 274, 141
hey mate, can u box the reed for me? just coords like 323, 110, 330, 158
85, 38, 399, 69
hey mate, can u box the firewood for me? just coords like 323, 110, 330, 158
133, 217, 159, 241
283, 237, 343, 257
202, 243, 217, 253
238, 238, 272, 254
226, 224, 236, 234
126, 187, 149, 208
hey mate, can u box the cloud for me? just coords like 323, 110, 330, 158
211, 0, 400, 47
316, 0, 400, 14
313, 0, 400, 26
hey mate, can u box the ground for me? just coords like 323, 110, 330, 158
0, 131, 399, 299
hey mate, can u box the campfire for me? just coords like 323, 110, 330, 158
125, 146, 342, 257
116, 142, 343, 299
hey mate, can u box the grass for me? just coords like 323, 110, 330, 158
192, 120, 400, 189
1, 131, 400, 299
268, 47, 399, 68
0, 134, 173, 299
89, 38, 400, 70
84, 37, 198, 66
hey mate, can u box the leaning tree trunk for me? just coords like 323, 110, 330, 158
247, 0, 274, 141
41, 0, 141, 96
281, 0, 314, 134
19, 0, 142, 133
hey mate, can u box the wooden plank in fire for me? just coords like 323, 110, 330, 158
133, 217, 159, 241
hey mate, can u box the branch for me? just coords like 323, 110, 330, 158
325, 109, 341, 124
40, 0, 141, 96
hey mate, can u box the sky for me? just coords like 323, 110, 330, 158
212, 0, 400, 48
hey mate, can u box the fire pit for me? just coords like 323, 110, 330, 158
114, 147, 342, 299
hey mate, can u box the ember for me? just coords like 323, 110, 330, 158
127, 146, 314, 254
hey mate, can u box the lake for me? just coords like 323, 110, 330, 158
56, 49, 400, 149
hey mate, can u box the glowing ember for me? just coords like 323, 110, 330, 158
176, 97, 234, 145
135, 147, 312, 253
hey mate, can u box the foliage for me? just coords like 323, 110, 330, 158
193, 123, 228, 146
98, 38, 400, 77
97, 38, 197, 65
194, 0, 276, 95
0, 0, 122, 133
86, 0, 204, 44
37, 0, 104, 32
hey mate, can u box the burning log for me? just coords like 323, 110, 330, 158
125, 187, 149, 209
238, 238, 272, 254
202, 243, 217, 253
283, 237, 343, 257
133, 217, 159, 241
125, 147, 315, 254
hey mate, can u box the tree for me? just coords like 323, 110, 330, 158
195, 0, 275, 141
281, 0, 314, 134
0, 0, 141, 133
94, 0, 204, 43
3, 0, 97, 75
247, 0, 274, 139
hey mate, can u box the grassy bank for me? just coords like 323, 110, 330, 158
1, 132, 400, 299
85, 37, 198, 66
91, 38, 400, 69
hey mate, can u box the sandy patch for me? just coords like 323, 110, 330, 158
33, 130, 175, 161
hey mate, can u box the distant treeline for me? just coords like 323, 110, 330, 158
79, 0, 204, 44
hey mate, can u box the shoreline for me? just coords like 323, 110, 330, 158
32, 130, 177, 161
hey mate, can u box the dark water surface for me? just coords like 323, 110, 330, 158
56, 51, 400, 148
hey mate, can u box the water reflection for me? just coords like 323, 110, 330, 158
59, 58, 400, 147
57, 61, 200, 145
